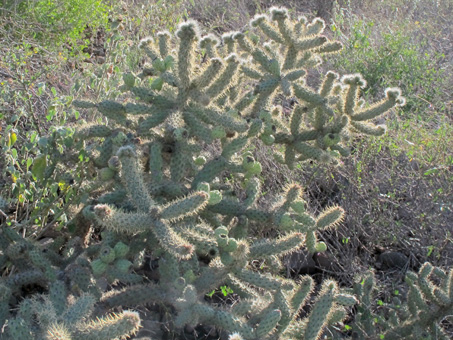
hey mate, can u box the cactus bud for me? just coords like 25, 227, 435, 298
108, 156, 121, 171
91, 259, 108, 276
100, 246, 116, 264
247, 162, 262, 175
98, 167, 115, 181
260, 134, 275, 145
215, 226, 229, 237
197, 182, 210, 193
208, 190, 222, 205
291, 200, 306, 214
212, 126, 227, 139
279, 213, 294, 229
315, 242, 327, 252
115, 259, 133, 274
164, 55, 175, 70
152, 59, 166, 72
151, 77, 164, 90
194, 156, 207, 166
223, 238, 238, 252
123, 72, 136, 88
114, 242, 130, 258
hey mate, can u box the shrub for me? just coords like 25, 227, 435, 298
330, 1, 448, 117
2, 0, 110, 55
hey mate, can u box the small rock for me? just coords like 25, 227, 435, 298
202, 325, 218, 338
313, 252, 338, 272
379, 251, 409, 270
408, 160, 420, 171
285, 250, 317, 275
397, 206, 411, 220
184, 324, 195, 333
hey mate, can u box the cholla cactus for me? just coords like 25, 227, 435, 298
350, 263, 453, 340
57, 6, 409, 340
4, 281, 140, 340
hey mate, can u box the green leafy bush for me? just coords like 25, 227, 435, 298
4, 0, 110, 54
0, 44, 82, 231
330, 4, 447, 116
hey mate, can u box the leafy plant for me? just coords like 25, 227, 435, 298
2, 0, 110, 56
330, 2, 447, 117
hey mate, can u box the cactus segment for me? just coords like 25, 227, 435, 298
117, 146, 155, 211
316, 206, 345, 230
234, 268, 283, 291
138, 110, 172, 133
205, 54, 240, 100
351, 88, 404, 121
250, 233, 304, 258
176, 21, 200, 88
75, 125, 112, 139
152, 220, 194, 259
160, 192, 209, 221
256, 309, 282, 338
193, 58, 224, 89
291, 276, 314, 312
71, 310, 140, 340
304, 281, 336, 340
93, 205, 151, 233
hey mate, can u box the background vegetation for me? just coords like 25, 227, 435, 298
0, 0, 452, 338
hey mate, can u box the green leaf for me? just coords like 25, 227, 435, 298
9, 132, 17, 147
37, 83, 46, 96
423, 168, 439, 176
32, 155, 47, 180
30, 131, 37, 143
220, 285, 233, 296
26, 158, 33, 171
